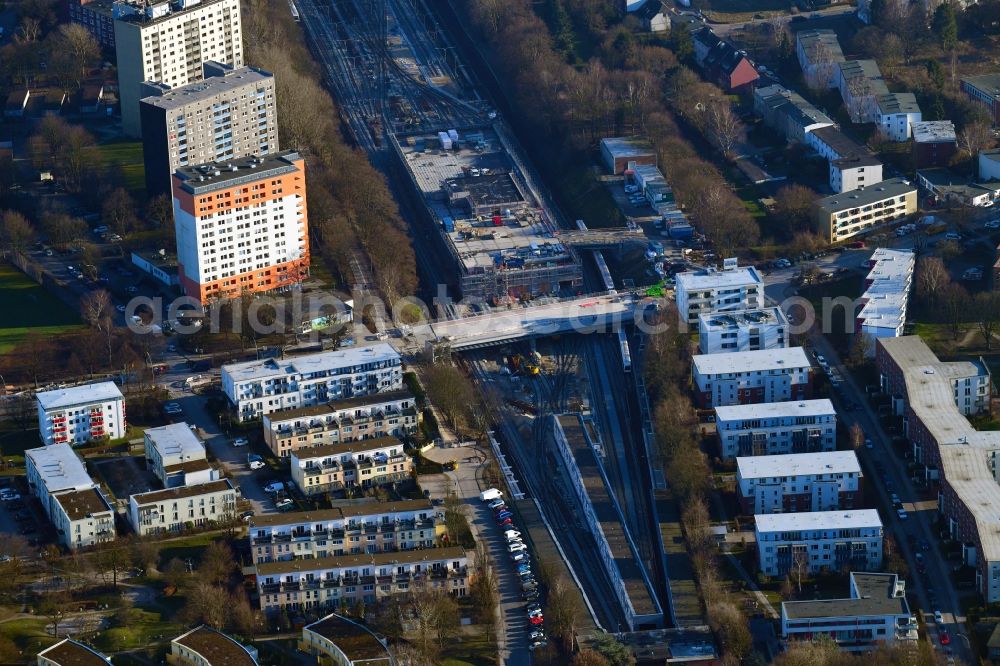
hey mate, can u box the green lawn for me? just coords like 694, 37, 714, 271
0, 264, 83, 354
0, 617, 57, 656
89, 608, 182, 653
97, 140, 145, 194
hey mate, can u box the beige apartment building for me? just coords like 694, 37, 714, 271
114, 0, 244, 136
255, 547, 471, 614
248, 499, 444, 564
262, 390, 419, 458
290, 437, 413, 496
814, 178, 918, 243
128, 479, 237, 536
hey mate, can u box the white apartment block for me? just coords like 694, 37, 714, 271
248, 499, 444, 564
114, 0, 244, 136
128, 479, 237, 536
715, 399, 837, 460
222, 344, 403, 422
736, 450, 862, 515
139, 61, 277, 196
255, 547, 471, 614
814, 178, 918, 244
692, 347, 813, 409
858, 248, 915, 343
144, 422, 218, 488
837, 60, 889, 124
830, 154, 883, 194
796, 29, 845, 90
756, 510, 883, 577
262, 389, 419, 458
674, 264, 764, 325
291, 437, 413, 496
876, 93, 922, 142
36, 382, 126, 446
781, 573, 917, 651
25, 444, 115, 550
698, 307, 789, 355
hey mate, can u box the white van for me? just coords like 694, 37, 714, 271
480, 488, 503, 502
504, 530, 522, 541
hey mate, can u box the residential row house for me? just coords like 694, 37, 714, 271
128, 479, 238, 536
248, 499, 445, 564
262, 389, 419, 458
255, 547, 471, 614
290, 437, 413, 496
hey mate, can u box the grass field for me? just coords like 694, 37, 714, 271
0, 264, 82, 354
98, 140, 145, 194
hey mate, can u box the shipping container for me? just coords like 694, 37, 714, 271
442, 217, 455, 232
448, 129, 459, 142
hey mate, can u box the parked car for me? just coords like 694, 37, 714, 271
275, 498, 294, 511
248, 455, 265, 470
232, 437, 249, 447
264, 481, 285, 494
529, 615, 544, 626
933, 610, 943, 624
164, 403, 182, 415
940, 631, 951, 645
508, 542, 527, 553
896, 508, 908, 520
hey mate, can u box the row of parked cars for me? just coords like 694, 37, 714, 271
480, 488, 547, 651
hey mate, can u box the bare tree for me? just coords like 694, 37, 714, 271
80, 289, 112, 329
102, 187, 138, 236
849, 422, 864, 450
183, 581, 229, 629
545, 574, 582, 651
1, 210, 35, 255
975, 292, 1000, 350
844, 74, 875, 122
961, 121, 996, 171
706, 101, 744, 158
915, 256, 950, 303
423, 362, 474, 437
791, 548, 810, 592
199, 540, 237, 586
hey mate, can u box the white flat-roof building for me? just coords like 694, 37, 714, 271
876, 93, 922, 142
753, 84, 835, 144
837, 60, 889, 124
674, 265, 764, 325
128, 479, 237, 536
36, 382, 126, 445
715, 399, 837, 460
736, 450, 861, 515
692, 347, 813, 409
144, 423, 217, 488
222, 344, 403, 422
830, 154, 883, 194
698, 307, 789, 355
796, 30, 845, 90
290, 437, 412, 496
781, 573, 917, 651
600, 136, 657, 175
25, 444, 115, 550
755, 509, 883, 576
858, 248, 915, 343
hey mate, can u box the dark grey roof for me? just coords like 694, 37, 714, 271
811, 126, 868, 159
783, 573, 910, 619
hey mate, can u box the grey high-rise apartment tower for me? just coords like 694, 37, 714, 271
114, 0, 243, 137
140, 62, 278, 196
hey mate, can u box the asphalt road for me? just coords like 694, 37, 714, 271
709, 5, 857, 38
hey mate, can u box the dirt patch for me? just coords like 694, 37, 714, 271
93, 456, 158, 502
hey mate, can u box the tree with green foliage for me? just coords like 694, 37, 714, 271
926, 59, 946, 89
671, 25, 694, 64
932, 3, 958, 50
592, 633, 635, 666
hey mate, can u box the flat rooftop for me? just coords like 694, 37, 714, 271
692, 346, 811, 376
877, 92, 921, 115
601, 136, 656, 159
255, 546, 467, 576
699, 307, 788, 331
131, 479, 233, 506
783, 573, 909, 620
172, 626, 258, 666
36, 381, 123, 411
675, 265, 762, 291
114, 0, 231, 27
796, 29, 845, 62
737, 450, 860, 480
962, 73, 1000, 97
757, 85, 836, 128
55, 487, 113, 521
859, 248, 914, 330
222, 344, 399, 384
755, 509, 882, 534
396, 127, 578, 276
715, 398, 836, 422
912, 120, 956, 143
174, 150, 302, 196
141, 64, 272, 110
37, 638, 111, 666
810, 126, 868, 160
265, 389, 415, 423
815, 177, 916, 215
26, 444, 94, 494
145, 422, 205, 461
304, 614, 391, 664
556, 414, 660, 618
250, 499, 434, 528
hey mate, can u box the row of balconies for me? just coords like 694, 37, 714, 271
260, 568, 464, 593
255, 519, 436, 544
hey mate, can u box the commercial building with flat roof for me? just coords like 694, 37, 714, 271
781, 573, 917, 650
917, 167, 1000, 208
692, 347, 813, 408
140, 62, 277, 196
290, 436, 412, 496
715, 399, 837, 460
299, 613, 393, 666
857, 248, 915, 342
796, 29, 845, 90
736, 450, 861, 514
674, 264, 764, 324
753, 84, 835, 144
172, 150, 309, 304
221, 344, 402, 422
814, 178, 918, 243
262, 389, 419, 457
391, 127, 582, 301
755, 509, 883, 576
36, 381, 126, 445
114, 0, 243, 137
600, 137, 657, 174
961, 73, 1000, 124
37, 638, 112, 666
697, 307, 788, 355
144, 422, 217, 488
876, 93, 922, 142
128, 478, 237, 536
255, 547, 472, 614
248, 499, 443, 564
169, 626, 259, 666
980, 149, 1000, 181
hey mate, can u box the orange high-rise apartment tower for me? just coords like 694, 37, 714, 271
171, 150, 309, 303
